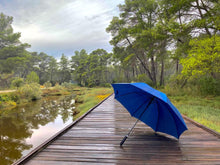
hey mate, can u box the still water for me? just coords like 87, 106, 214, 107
0, 95, 77, 165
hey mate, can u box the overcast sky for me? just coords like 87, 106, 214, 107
0, 0, 124, 58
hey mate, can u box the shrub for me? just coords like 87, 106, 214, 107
11, 77, 24, 89
26, 71, 39, 83
0, 93, 19, 109
43, 81, 52, 88
54, 83, 63, 90
18, 83, 42, 100
199, 76, 220, 95
61, 82, 75, 89
0, 94, 10, 102
136, 74, 153, 86
100, 83, 111, 87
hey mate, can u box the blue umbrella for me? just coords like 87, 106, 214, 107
112, 82, 188, 146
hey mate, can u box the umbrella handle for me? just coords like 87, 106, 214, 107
120, 135, 128, 146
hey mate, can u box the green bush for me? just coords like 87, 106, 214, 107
11, 77, 24, 89
26, 71, 39, 83
61, 82, 75, 89
10, 93, 20, 103
0, 93, 20, 109
43, 81, 52, 88
136, 74, 153, 86
54, 83, 64, 90
199, 76, 220, 95
18, 83, 42, 100
100, 83, 111, 87
0, 94, 10, 102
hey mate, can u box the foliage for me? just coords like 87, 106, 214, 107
71, 49, 111, 87
54, 83, 63, 90
11, 77, 24, 89
136, 74, 153, 86
18, 83, 42, 101
0, 93, 19, 109
0, 1, 220, 99
199, 76, 220, 95
43, 81, 52, 88
0, 73, 14, 89
59, 54, 71, 83
61, 82, 76, 91
48, 56, 58, 85
161, 84, 200, 97
74, 87, 112, 119
170, 95, 220, 132
0, 13, 32, 77
26, 71, 39, 84
181, 35, 220, 79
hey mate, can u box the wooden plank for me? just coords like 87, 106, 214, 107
12, 94, 112, 165
14, 95, 220, 165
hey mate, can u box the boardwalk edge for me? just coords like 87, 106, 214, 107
182, 114, 220, 138
13, 93, 113, 165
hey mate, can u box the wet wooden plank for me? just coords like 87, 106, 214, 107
15, 95, 220, 165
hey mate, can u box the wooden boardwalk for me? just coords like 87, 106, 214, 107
16, 95, 220, 165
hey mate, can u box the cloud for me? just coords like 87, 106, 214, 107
0, 0, 124, 57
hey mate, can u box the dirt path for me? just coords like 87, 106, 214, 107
0, 90, 16, 94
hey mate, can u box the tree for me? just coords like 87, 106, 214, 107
106, 0, 220, 87
59, 54, 71, 84
181, 35, 220, 79
0, 13, 21, 49
106, 0, 168, 86
48, 56, 58, 85
88, 49, 111, 86
0, 13, 32, 78
71, 49, 89, 86
26, 71, 39, 84
37, 52, 51, 84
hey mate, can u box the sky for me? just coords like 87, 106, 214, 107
0, 0, 124, 58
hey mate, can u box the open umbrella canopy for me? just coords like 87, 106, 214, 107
112, 82, 187, 139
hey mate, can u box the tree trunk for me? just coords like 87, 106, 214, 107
151, 56, 157, 86
195, 0, 212, 37
176, 59, 179, 74
160, 59, 164, 86
125, 37, 154, 83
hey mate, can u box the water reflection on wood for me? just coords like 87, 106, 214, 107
0, 94, 76, 165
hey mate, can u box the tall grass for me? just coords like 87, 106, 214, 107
165, 89, 220, 132
74, 87, 112, 119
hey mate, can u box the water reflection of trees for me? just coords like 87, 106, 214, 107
0, 94, 76, 165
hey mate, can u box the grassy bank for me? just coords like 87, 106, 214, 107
0, 84, 71, 110
0, 85, 112, 118
170, 96, 220, 132
161, 87, 220, 133
74, 87, 112, 119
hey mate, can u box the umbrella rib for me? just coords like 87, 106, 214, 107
131, 97, 152, 116
120, 97, 155, 146
168, 109, 179, 138
156, 102, 179, 138
163, 105, 180, 138
155, 100, 159, 132
134, 97, 155, 119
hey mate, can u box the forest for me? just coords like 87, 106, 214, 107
0, 0, 219, 96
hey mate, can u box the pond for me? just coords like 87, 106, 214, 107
0, 94, 78, 165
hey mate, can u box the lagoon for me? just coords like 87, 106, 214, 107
0, 95, 76, 165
